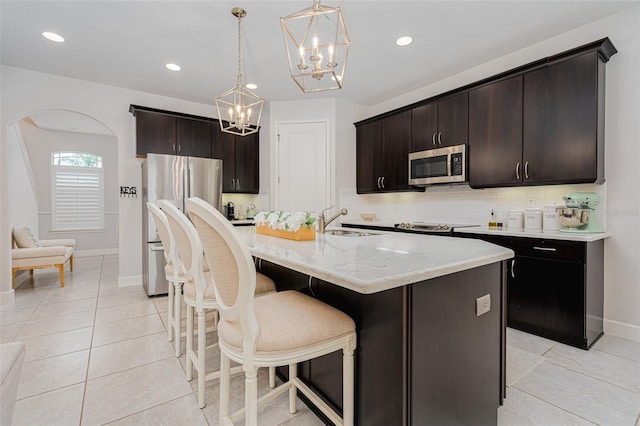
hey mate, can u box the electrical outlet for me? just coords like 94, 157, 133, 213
476, 294, 491, 316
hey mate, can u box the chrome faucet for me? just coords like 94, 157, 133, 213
318, 206, 348, 234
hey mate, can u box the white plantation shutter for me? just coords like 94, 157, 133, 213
51, 165, 104, 231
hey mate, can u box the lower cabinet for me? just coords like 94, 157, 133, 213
258, 259, 505, 425
455, 234, 604, 349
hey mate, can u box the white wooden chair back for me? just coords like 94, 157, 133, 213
147, 203, 175, 266
158, 200, 208, 312
186, 197, 260, 370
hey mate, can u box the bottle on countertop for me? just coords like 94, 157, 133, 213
488, 209, 497, 228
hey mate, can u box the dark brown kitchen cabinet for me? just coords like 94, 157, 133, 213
130, 105, 213, 158
213, 127, 259, 194
411, 91, 468, 151
522, 51, 605, 184
355, 110, 418, 194
469, 75, 523, 187
454, 233, 604, 350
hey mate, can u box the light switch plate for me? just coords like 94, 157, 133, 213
476, 294, 491, 316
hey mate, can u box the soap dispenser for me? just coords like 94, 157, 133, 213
488, 209, 497, 228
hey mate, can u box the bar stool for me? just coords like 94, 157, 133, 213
159, 200, 277, 408
186, 197, 357, 425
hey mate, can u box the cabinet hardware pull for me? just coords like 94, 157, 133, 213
236, 179, 240, 190
438, 132, 442, 145
516, 162, 520, 180
511, 259, 516, 278
377, 177, 381, 189
178, 144, 181, 153
533, 246, 557, 252
151, 246, 165, 252
172, 143, 176, 152
308, 275, 316, 297
381, 176, 385, 188
432, 133, 436, 145
524, 161, 529, 179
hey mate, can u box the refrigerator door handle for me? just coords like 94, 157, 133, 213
151, 246, 165, 251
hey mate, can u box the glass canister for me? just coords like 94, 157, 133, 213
543, 204, 561, 231
524, 208, 543, 230
507, 210, 524, 229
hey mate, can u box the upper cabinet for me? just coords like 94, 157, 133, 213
356, 110, 419, 194
130, 105, 212, 158
411, 92, 468, 151
469, 75, 524, 187
213, 126, 260, 194
468, 38, 616, 188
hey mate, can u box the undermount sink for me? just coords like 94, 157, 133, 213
323, 229, 378, 237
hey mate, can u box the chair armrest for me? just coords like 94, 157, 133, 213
12, 247, 67, 259
39, 239, 76, 249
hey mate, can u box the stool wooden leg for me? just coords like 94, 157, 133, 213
197, 310, 206, 408
167, 280, 175, 342
269, 366, 275, 388
174, 282, 183, 357
70, 254, 73, 272
343, 348, 355, 426
11, 268, 17, 288
57, 264, 65, 287
245, 368, 259, 426
289, 363, 297, 414
186, 305, 194, 381
219, 352, 231, 425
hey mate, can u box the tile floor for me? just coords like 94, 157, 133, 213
1, 254, 639, 425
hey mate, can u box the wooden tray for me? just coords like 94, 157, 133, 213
256, 225, 315, 241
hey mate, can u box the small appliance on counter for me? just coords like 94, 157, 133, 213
556, 192, 604, 233
225, 202, 235, 220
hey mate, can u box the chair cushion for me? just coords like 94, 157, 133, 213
218, 290, 355, 354
183, 271, 276, 301
11, 246, 73, 268
13, 226, 40, 248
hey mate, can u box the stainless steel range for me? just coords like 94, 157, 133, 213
394, 222, 479, 235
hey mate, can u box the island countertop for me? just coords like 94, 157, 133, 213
237, 226, 514, 294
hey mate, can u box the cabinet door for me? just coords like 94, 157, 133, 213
508, 256, 585, 347
176, 117, 212, 158
135, 111, 176, 156
380, 110, 411, 191
213, 130, 236, 193
437, 91, 469, 147
234, 133, 259, 194
469, 76, 523, 188
411, 102, 438, 152
356, 120, 382, 194
523, 52, 599, 184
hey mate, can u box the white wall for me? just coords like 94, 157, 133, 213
19, 120, 119, 252
0, 65, 223, 298
344, 6, 640, 341
7, 123, 39, 235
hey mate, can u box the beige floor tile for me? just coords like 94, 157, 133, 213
17, 309, 95, 339
95, 300, 159, 325
98, 284, 145, 298
97, 290, 150, 309
544, 342, 640, 393
88, 332, 175, 379
514, 361, 640, 425
105, 394, 208, 425
0, 306, 35, 325
92, 314, 166, 347
12, 383, 84, 426
507, 327, 556, 356
0, 321, 24, 343
593, 334, 640, 362
22, 327, 92, 362
507, 345, 543, 387
17, 350, 89, 399
82, 358, 193, 425
31, 297, 97, 320
278, 410, 326, 426
152, 295, 170, 313
498, 387, 595, 426
42, 286, 99, 304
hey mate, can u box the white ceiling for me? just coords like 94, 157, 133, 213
1, 0, 637, 110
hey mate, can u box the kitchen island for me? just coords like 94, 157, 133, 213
237, 227, 514, 426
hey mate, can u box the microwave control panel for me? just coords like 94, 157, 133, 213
451, 153, 463, 176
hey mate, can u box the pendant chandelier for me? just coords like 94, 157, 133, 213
281, 0, 350, 93
215, 7, 263, 136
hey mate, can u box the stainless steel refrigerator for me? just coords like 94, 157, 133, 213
142, 153, 222, 296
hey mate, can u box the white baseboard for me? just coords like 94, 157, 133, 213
118, 274, 142, 288
604, 319, 640, 343
0, 289, 16, 304
75, 248, 119, 257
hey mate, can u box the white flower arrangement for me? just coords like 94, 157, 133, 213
253, 210, 316, 232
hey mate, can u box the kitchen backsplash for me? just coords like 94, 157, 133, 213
339, 183, 607, 227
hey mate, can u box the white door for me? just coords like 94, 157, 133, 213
276, 122, 329, 214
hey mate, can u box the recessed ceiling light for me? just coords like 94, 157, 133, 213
165, 63, 181, 71
42, 32, 64, 43
245, 83, 257, 90
396, 36, 413, 47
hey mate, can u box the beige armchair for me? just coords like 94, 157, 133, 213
11, 226, 75, 288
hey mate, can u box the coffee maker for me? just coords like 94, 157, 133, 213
225, 202, 235, 220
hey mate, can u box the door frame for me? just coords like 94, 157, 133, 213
271, 120, 333, 213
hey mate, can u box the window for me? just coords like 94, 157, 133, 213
51, 152, 104, 231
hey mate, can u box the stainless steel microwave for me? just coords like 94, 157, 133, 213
408, 144, 466, 186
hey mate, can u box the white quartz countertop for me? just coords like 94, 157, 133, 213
237, 226, 513, 294
340, 220, 610, 242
